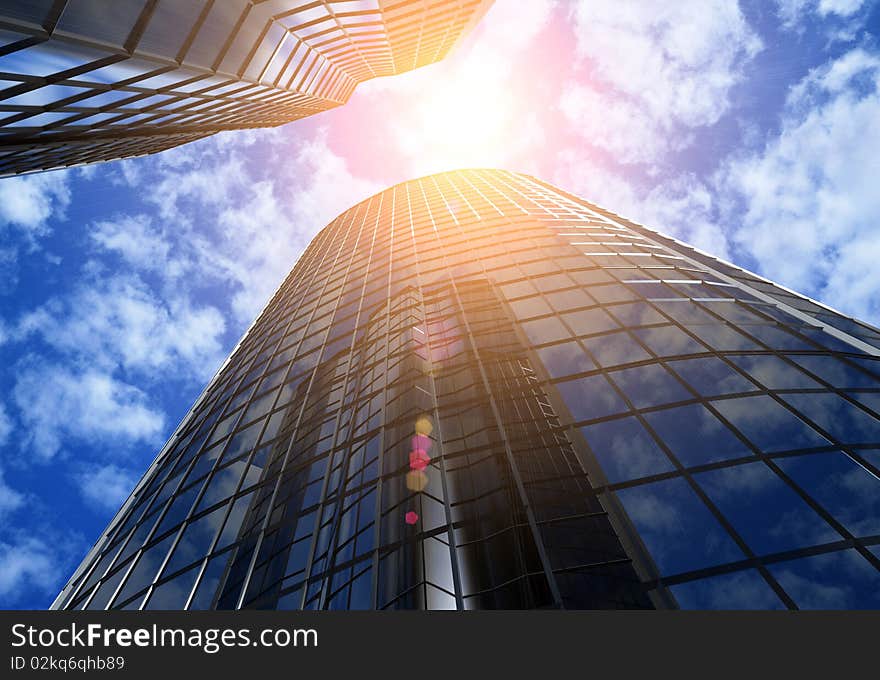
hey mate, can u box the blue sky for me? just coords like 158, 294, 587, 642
1, 0, 879, 609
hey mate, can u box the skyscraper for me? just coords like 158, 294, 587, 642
53, 169, 880, 610
0, 0, 491, 177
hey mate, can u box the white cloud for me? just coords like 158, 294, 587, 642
0, 402, 12, 447
114, 129, 380, 324
0, 170, 70, 238
0, 535, 58, 605
564, 0, 761, 164
75, 464, 138, 511
90, 214, 181, 276
776, 0, 871, 28
213, 136, 380, 321
13, 359, 165, 461
0, 468, 24, 519
725, 47, 880, 323
554, 155, 730, 259
355, 0, 556, 177
17, 274, 226, 378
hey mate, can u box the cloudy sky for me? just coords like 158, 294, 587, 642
1, 0, 879, 609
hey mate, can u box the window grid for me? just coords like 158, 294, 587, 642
53, 169, 880, 611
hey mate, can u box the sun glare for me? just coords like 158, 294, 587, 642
395, 63, 516, 175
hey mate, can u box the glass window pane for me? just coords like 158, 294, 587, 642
775, 452, 880, 537
520, 316, 569, 345
711, 396, 829, 453
633, 326, 705, 357
668, 357, 756, 397
781, 393, 880, 445
162, 506, 226, 577
545, 288, 594, 312
671, 570, 785, 610
744, 324, 815, 350
644, 404, 749, 467
695, 462, 838, 555
769, 549, 880, 609
728, 355, 820, 390
608, 301, 666, 327
609, 364, 691, 409
581, 331, 651, 367
555, 374, 628, 422
535, 341, 595, 379
561, 307, 618, 337
685, 324, 760, 351
615, 478, 743, 575
790, 355, 880, 389
144, 563, 201, 610
580, 416, 674, 483
508, 296, 552, 319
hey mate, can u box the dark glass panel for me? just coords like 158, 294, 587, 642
711, 396, 829, 453
615, 478, 743, 575
580, 416, 674, 483
775, 453, 880, 537
608, 364, 692, 409
728, 355, 820, 390
581, 331, 651, 367
781, 393, 880, 445
696, 462, 838, 555
671, 570, 785, 610
633, 326, 705, 357
644, 404, 749, 466
769, 550, 880, 609
534, 341, 595, 378
668, 357, 756, 397
520, 316, 570, 345
555, 374, 628, 422
562, 307, 619, 337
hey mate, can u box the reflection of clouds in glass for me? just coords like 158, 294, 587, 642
769, 549, 880, 609
608, 301, 666, 327
696, 462, 838, 555
581, 416, 673, 483
668, 356, 756, 397
671, 569, 784, 610
163, 505, 226, 578
646, 404, 749, 467
609, 363, 691, 409
617, 486, 680, 533
776, 452, 880, 537
144, 564, 200, 610
520, 316, 570, 345
653, 300, 716, 325
535, 341, 595, 378
782, 393, 880, 444
744, 324, 815, 350
697, 462, 775, 499
684, 324, 759, 351
633, 325, 705, 357
0, 40, 106, 77
616, 478, 743, 575
581, 330, 651, 367
546, 287, 594, 312
556, 374, 628, 422
711, 395, 829, 452
562, 307, 619, 336
729, 355, 819, 390
789, 355, 879, 389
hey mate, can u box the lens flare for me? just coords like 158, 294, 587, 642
415, 415, 433, 436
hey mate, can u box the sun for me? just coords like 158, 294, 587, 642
393, 62, 516, 175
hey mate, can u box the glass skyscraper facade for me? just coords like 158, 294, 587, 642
0, 0, 490, 176
53, 169, 880, 610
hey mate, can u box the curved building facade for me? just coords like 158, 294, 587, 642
54, 169, 880, 610
0, 0, 491, 176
